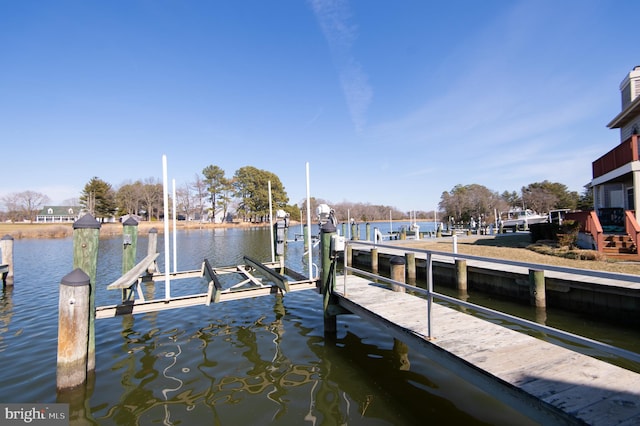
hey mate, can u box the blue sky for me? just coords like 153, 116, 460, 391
1, 0, 638, 212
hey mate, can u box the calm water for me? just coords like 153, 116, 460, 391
0, 223, 633, 425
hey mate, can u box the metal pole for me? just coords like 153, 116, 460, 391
427, 252, 433, 339
269, 180, 274, 263
162, 154, 170, 300
305, 163, 313, 280
172, 178, 177, 273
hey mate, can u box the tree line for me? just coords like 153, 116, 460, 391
0, 163, 592, 225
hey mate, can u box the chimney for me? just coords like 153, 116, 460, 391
620, 65, 640, 109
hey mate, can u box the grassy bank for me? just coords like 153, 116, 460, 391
401, 233, 640, 275
0, 220, 268, 240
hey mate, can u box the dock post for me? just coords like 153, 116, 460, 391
122, 217, 139, 301
0, 235, 14, 286
405, 252, 416, 284
303, 224, 309, 251
57, 268, 90, 390
365, 222, 370, 241
350, 222, 357, 240
370, 247, 378, 274
400, 227, 406, 240
341, 223, 346, 238
390, 256, 406, 293
455, 259, 468, 293
147, 228, 158, 273
72, 213, 101, 373
320, 219, 337, 335
529, 269, 546, 308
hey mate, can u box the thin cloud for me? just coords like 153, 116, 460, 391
309, 0, 372, 132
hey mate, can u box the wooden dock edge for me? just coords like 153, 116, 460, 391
334, 277, 637, 425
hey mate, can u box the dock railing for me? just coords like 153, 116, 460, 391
340, 240, 640, 366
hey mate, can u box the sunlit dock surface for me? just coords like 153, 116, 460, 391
334, 274, 640, 425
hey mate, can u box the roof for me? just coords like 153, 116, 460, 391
37, 206, 82, 216
607, 95, 640, 129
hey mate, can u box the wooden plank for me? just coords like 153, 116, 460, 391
106, 253, 159, 290
203, 258, 222, 305
243, 255, 290, 292
96, 293, 210, 318
334, 275, 640, 425
237, 265, 266, 287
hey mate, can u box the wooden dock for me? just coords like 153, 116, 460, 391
333, 274, 640, 425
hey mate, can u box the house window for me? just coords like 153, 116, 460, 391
68, 208, 74, 214
627, 187, 635, 211
47, 208, 53, 214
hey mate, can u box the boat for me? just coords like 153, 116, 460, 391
499, 208, 548, 229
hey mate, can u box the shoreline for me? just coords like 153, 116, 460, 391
0, 220, 272, 239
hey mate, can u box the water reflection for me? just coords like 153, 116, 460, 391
0, 227, 560, 424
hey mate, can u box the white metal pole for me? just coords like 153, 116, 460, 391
268, 180, 274, 263
305, 162, 313, 280
162, 155, 170, 300
172, 178, 177, 273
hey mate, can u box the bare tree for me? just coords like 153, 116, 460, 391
6, 191, 51, 222
191, 173, 207, 221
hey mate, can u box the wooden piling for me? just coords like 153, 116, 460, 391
455, 259, 468, 292
346, 244, 353, 273
341, 223, 346, 238
57, 268, 90, 390
147, 228, 158, 273
390, 256, 405, 293
72, 214, 101, 373
303, 224, 309, 251
351, 223, 357, 240
365, 223, 370, 241
370, 248, 378, 274
320, 222, 337, 334
405, 252, 416, 283
0, 235, 14, 286
529, 269, 546, 308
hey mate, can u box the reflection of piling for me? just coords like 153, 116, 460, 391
57, 269, 90, 390
393, 339, 410, 371
529, 269, 546, 308
72, 214, 101, 373
390, 256, 405, 293
0, 235, 14, 286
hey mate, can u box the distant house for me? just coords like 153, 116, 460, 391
585, 65, 640, 257
591, 65, 640, 219
36, 206, 83, 223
